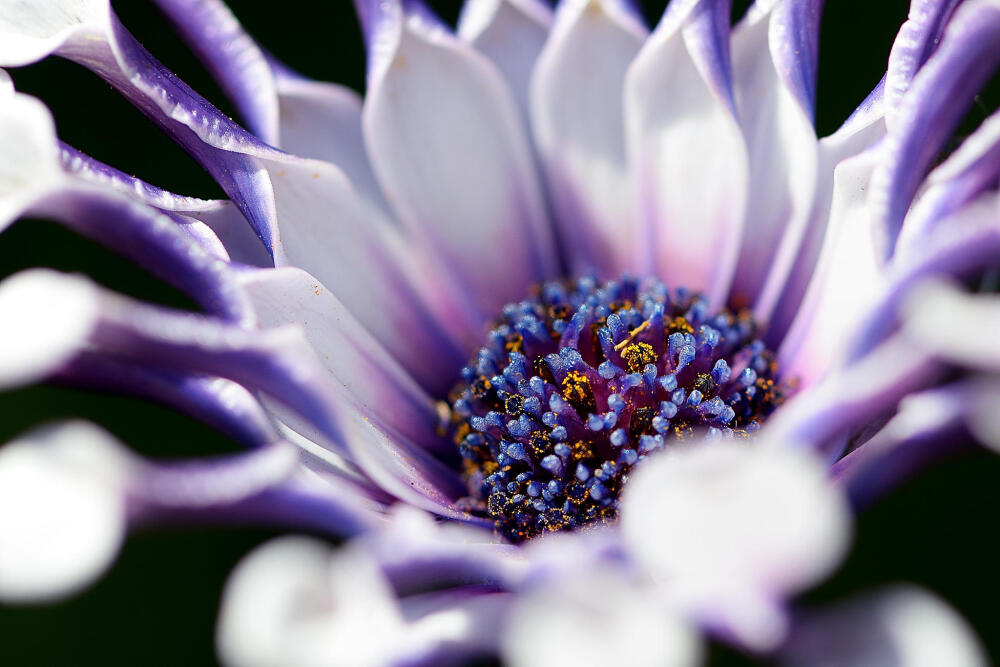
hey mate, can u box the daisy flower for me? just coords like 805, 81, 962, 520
0, 0, 998, 664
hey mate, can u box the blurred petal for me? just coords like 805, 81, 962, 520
0, 91, 62, 229
832, 382, 980, 509
845, 191, 1000, 362
871, 0, 1000, 259
781, 587, 987, 667
530, 0, 646, 276
217, 537, 406, 667
622, 441, 851, 649
360, 0, 558, 313
0, 267, 100, 389
0, 421, 128, 602
902, 279, 1000, 372
897, 108, 1000, 256
364, 506, 520, 594
458, 0, 553, 122
767, 335, 944, 461
503, 567, 701, 667
625, 0, 748, 309
0, 269, 471, 518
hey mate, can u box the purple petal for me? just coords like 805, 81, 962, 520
885, 0, 964, 124
845, 191, 1000, 363
896, 108, 1000, 254
149, 0, 281, 144
871, 0, 1000, 259
782, 586, 987, 666
30, 185, 254, 324
831, 382, 978, 509
55, 353, 281, 448
768, 335, 945, 462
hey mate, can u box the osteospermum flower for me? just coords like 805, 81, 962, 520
0, 0, 998, 663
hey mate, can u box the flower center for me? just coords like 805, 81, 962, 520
445, 276, 786, 542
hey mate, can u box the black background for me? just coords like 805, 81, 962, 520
1, 1, 999, 665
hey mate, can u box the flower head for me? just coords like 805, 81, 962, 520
0, 0, 998, 664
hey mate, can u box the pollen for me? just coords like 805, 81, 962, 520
620, 342, 657, 373
446, 276, 788, 543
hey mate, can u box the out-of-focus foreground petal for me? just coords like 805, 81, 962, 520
621, 440, 851, 649
0, 421, 128, 602
781, 586, 987, 667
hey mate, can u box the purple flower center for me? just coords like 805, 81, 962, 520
446, 276, 788, 542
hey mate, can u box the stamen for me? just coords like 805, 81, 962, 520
446, 276, 789, 542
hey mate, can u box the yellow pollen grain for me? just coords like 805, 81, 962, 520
620, 342, 657, 374
561, 371, 591, 404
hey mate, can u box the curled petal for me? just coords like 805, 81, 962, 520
884, 0, 964, 125
149, 0, 280, 144
1, 2, 462, 368
0, 421, 128, 602
625, 0, 748, 310
530, 0, 646, 276
897, 108, 1000, 256
871, 0, 1000, 259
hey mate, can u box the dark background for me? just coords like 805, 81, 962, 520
1, 1, 999, 664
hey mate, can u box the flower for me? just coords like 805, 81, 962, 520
0, 0, 998, 664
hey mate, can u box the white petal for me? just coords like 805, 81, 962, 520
0, 92, 64, 229
0, 0, 107, 66
778, 147, 883, 387
730, 12, 819, 318
237, 266, 444, 452
503, 567, 701, 667
0, 421, 129, 602
217, 536, 406, 667
624, 4, 748, 309
902, 278, 1000, 372
621, 441, 851, 649
363, 3, 557, 312
458, 0, 553, 123
782, 586, 987, 667
272, 74, 391, 219
529, 0, 645, 276
0, 268, 99, 389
